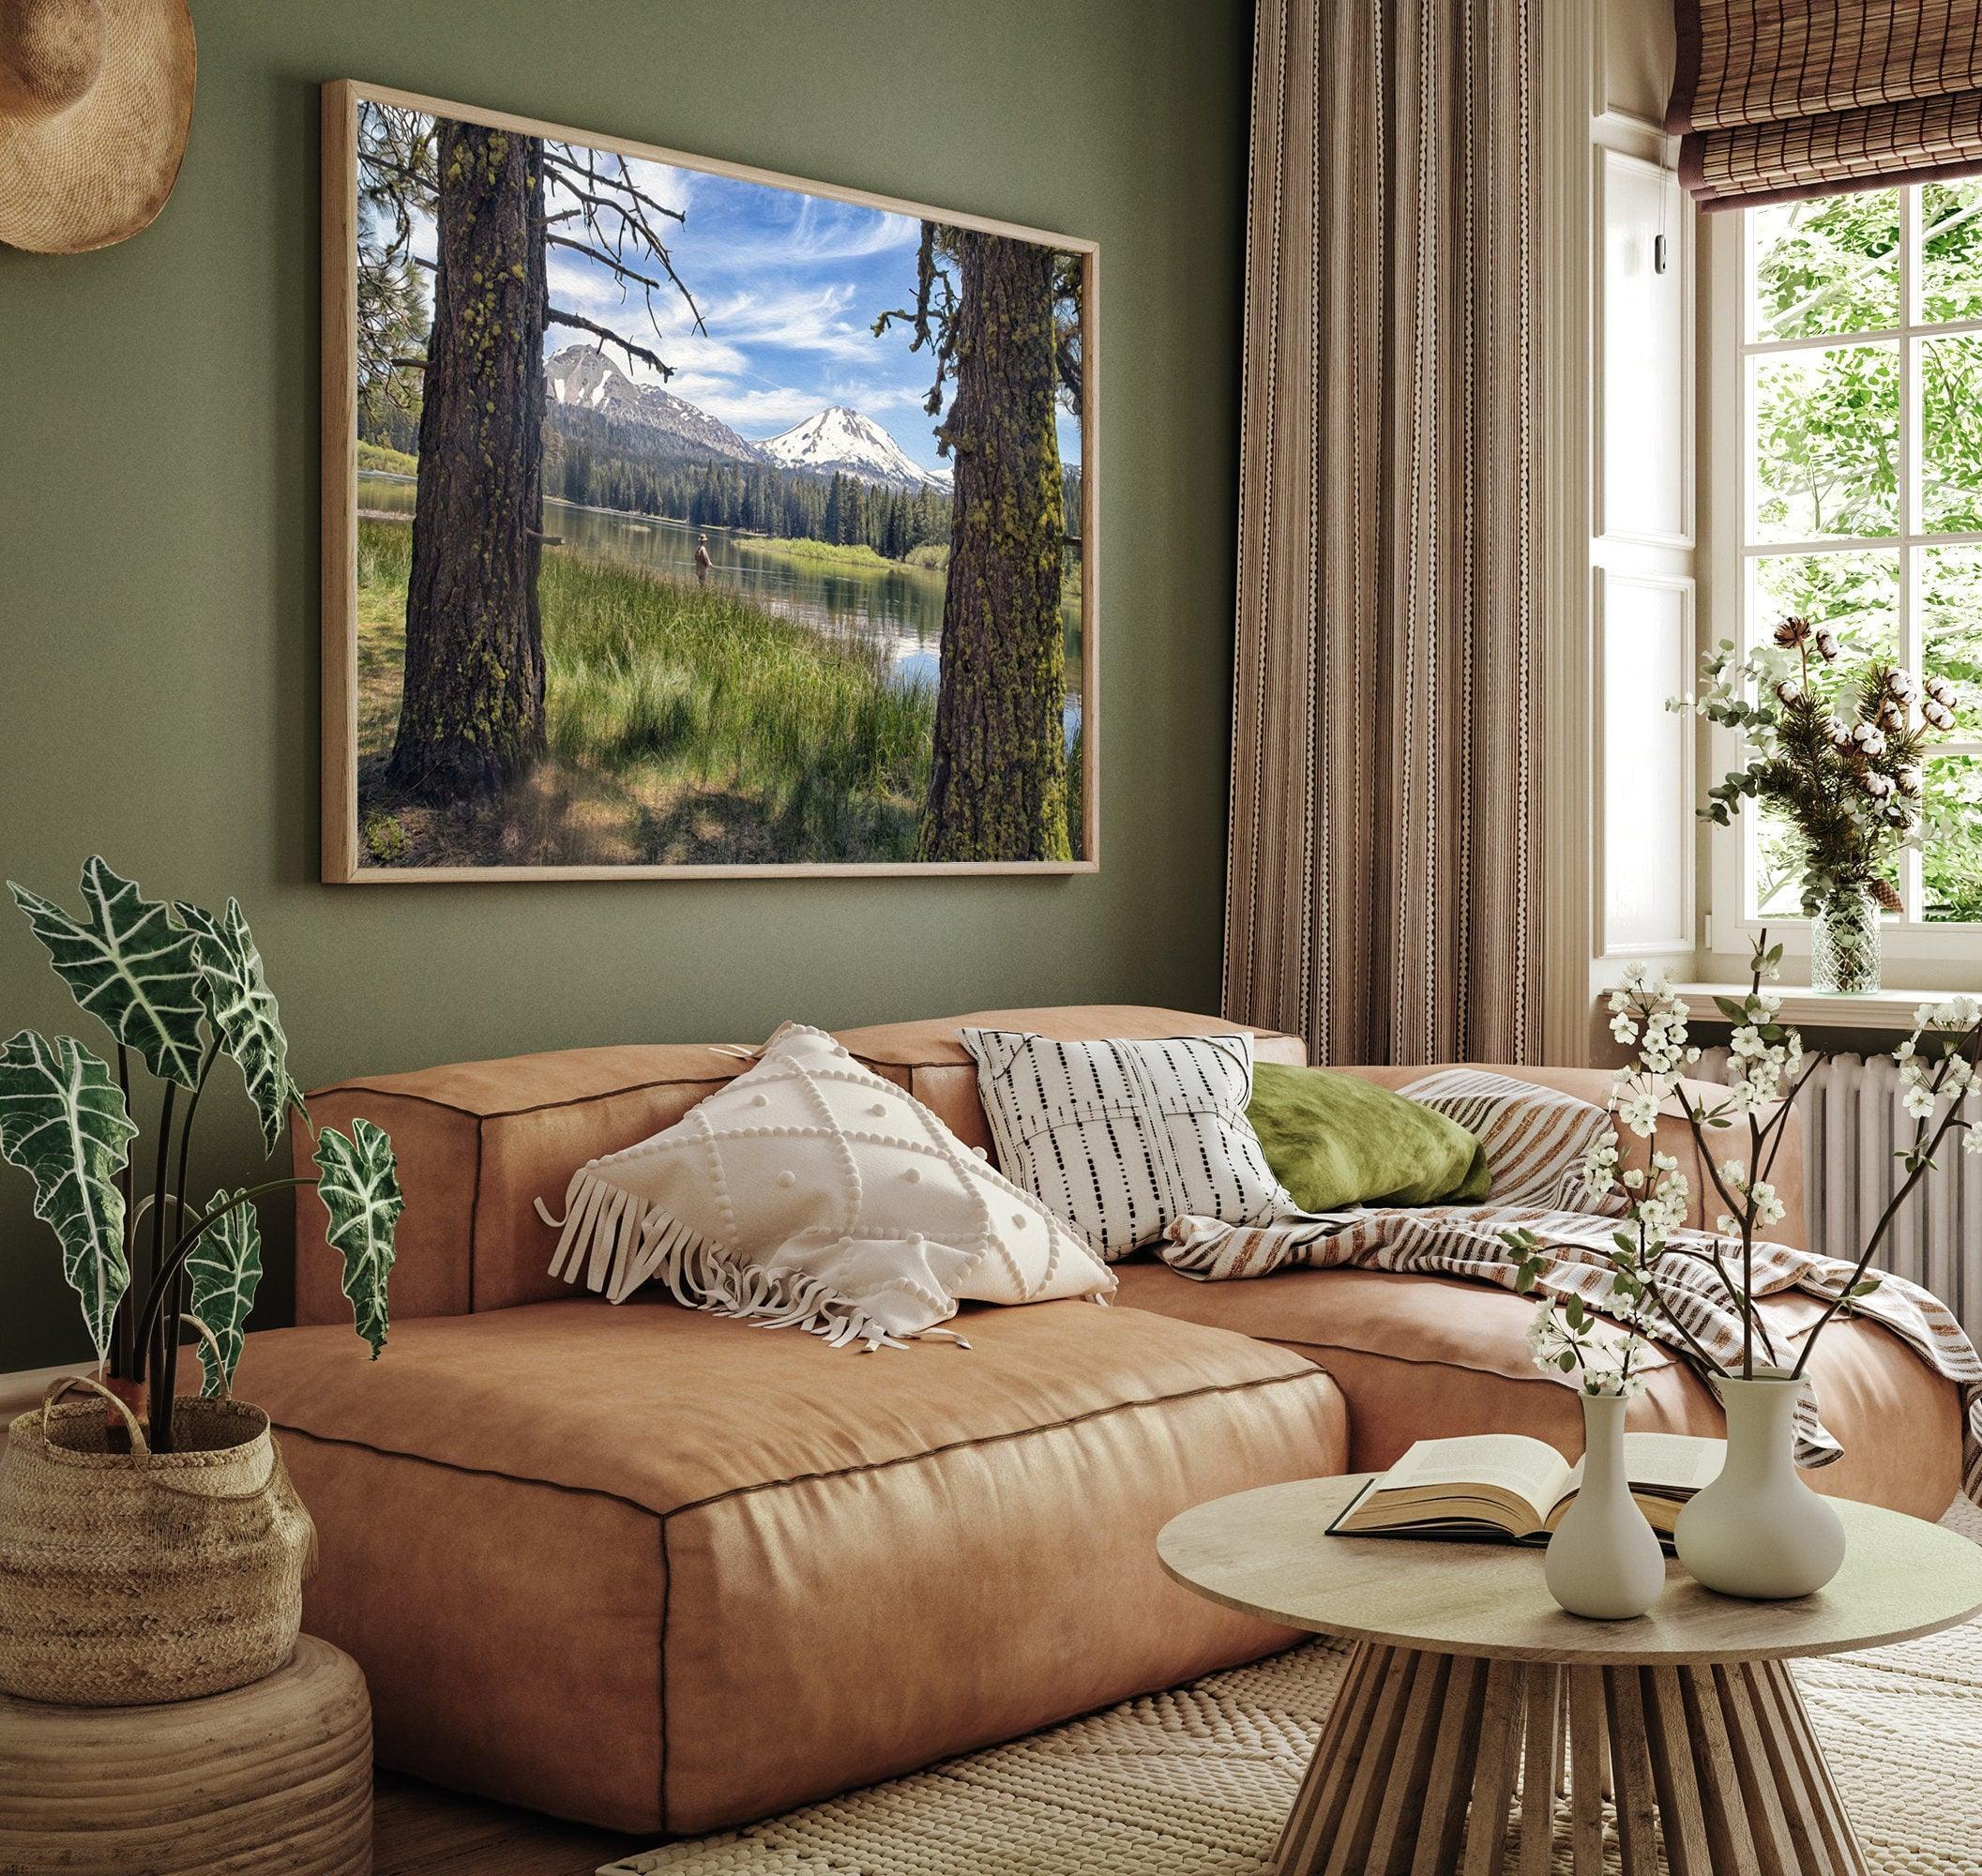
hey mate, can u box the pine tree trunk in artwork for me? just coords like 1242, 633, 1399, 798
386, 122, 548, 803
919, 231, 1070, 862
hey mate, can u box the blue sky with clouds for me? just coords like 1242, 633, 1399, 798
540, 154, 1081, 477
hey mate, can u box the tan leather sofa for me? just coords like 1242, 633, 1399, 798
235, 1005, 1963, 1836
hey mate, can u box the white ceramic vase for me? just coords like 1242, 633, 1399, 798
1545, 1393, 1666, 1621
1674, 1369, 1847, 1600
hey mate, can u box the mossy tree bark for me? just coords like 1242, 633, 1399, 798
919, 232, 1070, 862
386, 122, 548, 803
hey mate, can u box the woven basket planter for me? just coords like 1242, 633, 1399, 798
0, 1375, 315, 1706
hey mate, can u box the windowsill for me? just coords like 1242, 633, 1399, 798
1667, 981, 1955, 1031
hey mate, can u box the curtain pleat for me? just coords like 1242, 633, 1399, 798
1222, 0, 1540, 1069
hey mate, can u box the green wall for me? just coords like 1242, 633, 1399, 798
0, 0, 1250, 1370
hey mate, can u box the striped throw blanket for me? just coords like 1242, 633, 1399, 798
1161, 1203, 1982, 1501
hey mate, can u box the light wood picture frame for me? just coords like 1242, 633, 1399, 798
322, 80, 1097, 883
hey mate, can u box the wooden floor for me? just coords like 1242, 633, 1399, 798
372, 1772, 642, 1876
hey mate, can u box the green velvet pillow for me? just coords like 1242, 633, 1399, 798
1246, 1062, 1490, 1212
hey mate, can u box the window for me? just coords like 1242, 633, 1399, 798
1732, 184, 1982, 934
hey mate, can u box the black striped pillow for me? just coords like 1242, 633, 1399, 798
961, 1029, 1296, 1261
1400, 1068, 1626, 1213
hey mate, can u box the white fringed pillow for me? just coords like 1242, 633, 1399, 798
961, 1027, 1296, 1260
539, 1022, 1114, 1348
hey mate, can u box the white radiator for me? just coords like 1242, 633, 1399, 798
1696, 1049, 1982, 1346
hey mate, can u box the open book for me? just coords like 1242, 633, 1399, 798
1327, 1432, 1726, 1546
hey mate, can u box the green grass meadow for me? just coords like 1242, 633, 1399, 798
356, 518, 936, 866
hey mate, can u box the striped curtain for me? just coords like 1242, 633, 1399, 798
1222, 0, 1541, 1069
1672, 3, 1982, 208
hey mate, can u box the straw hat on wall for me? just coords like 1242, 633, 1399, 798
0, 0, 195, 253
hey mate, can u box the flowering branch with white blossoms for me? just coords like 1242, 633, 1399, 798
1506, 1139, 1732, 1395
1786, 990, 1982, 1380
1507, 932, 1982, 1386
1522, 1284, 1653, 1399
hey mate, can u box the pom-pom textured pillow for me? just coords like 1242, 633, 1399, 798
961, 1027, 1294, 1260
541, 1022, 1113, 1348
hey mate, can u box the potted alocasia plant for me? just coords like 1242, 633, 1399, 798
0, 857, 402, 1705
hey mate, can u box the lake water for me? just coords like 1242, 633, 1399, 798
357, 473, 1083, 731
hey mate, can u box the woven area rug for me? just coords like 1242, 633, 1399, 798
603, 1501, 1982, 1876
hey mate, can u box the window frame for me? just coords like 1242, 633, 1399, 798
1704, 186, 1982, 967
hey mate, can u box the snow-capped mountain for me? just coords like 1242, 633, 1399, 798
543, 344, 764, 466
759, 406, 946, 492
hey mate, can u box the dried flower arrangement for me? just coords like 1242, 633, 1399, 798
1676, 616, 1957, 916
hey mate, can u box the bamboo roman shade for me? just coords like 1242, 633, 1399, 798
1671, 3, 1982, 208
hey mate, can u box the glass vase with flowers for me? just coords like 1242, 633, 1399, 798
1677, 616, 1958, 991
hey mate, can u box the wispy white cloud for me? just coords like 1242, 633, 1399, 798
661, 376, 826, 431
825, 379, 932, 416
732, 194, 918, 266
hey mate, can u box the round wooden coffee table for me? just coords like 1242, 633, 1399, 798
1158, 1475, 1982, 1875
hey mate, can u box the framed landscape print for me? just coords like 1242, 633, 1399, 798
321, 81, 1097, 881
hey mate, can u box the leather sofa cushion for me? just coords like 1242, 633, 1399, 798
292, 1041, 754, 1323
1112, 1260, 1961, 1520
236, 1296, 1348, 1832
290, 1008, 1302, 1326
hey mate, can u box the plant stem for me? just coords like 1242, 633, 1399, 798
157, 1044, 219, 1431
144, 1082, 178, 1450
1756, 1051, 1823, 1185
129, 1177, 317, 1369
1743, 1109, 1759, 1377
1637, 1267, 1729, 1375
113, 1046, 134, 1381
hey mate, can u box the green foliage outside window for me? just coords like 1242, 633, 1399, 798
1747, 186, 1982, 923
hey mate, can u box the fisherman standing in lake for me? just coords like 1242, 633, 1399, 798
693, 533, 712, 588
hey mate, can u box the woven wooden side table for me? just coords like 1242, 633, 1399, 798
1158, 1475, 1982, 1875
0, 1634, 371, 1874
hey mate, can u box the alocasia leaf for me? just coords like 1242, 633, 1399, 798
8, 858, 204, 1088
0, 1031, 137, 1360
175, 898, 307, 1155
312, 1119, 401, 1358
186, 1189, 263, 1395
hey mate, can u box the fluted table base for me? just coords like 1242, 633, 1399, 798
1276, 1640, 1867, 1876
